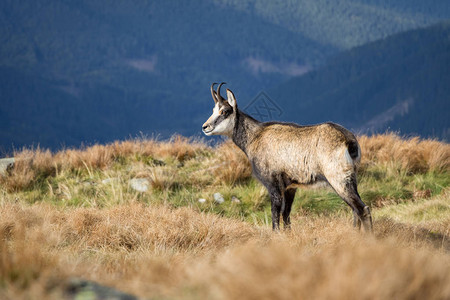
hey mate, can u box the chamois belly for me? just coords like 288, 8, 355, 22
253, 153, 323, 186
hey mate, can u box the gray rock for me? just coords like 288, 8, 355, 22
0, 158, 15, 176
231, 196, 241, 204
82, 181, 97, 187
66, 278, 139, 300
102, 178, 118, 185
130, 178, 149, 192
213, 192, 224, 204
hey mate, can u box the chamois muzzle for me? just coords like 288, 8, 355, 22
202, 124, 210, 131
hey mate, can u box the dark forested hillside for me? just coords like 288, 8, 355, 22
0, 0, 331, 153
216, 0, 450, 49
269, 22, 450, 140
0, 0, 449, 153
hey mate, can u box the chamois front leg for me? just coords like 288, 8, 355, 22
270, 193, 282, 231
268, 183, 284, 231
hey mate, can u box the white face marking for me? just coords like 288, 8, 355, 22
202, 102, 235, 137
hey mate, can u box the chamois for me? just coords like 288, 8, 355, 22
202, 83, 373, 233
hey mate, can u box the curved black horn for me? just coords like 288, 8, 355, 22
210, 82, 218, 103
216, 82, 226, 103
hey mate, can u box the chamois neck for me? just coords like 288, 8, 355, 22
232, 108, 262, 154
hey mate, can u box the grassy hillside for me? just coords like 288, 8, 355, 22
270, 22, 450, 140
1, 134, 449, 299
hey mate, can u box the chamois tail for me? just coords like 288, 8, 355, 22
345, 140, 361, 164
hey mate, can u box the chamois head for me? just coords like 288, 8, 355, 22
202, 82, 237, 137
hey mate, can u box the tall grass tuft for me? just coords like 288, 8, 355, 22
359, 133, 450, 174
1, 148, 55, 192
212, 140, 252, 185
0, 135, 209, 192
1, 202, 449, 299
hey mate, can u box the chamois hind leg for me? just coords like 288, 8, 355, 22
282, 188, 296, 229
353, 211, 361, 230
328, 174, 373, 233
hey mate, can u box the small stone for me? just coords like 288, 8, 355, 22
66, 277, 138, 300
198, 198, 206, 203
0, 158, 15, 176
213, 192, 225, 204
101, 178, 118, 185
82, 181, 96, 187
231, 196, 241, 204
130, 178, 149, 192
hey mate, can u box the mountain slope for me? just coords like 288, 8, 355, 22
0, 0, 331, 153
216, 0, 450, 49
268, 22, 450, 140
1, 1, 449, 153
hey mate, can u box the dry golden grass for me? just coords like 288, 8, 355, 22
1, 134, 448, 192
1, 134, 449, 299
0, 202, 259, 299
359, 133, 450, 174
1, 148, 55, 192
211, 140, 252, 185
376, 188, 450, 233
191, 232, 449, 300
58, 135, 208, 170
1, 201, 449, 300
0, 135, 208, 192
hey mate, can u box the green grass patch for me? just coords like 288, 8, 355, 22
376, 195, 450, 224
293, 189, 347, 215
1, 149, 449, 228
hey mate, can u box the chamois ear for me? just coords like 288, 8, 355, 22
226, 89, 237, 109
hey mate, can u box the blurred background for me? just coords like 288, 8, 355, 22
1, 0, 449, 154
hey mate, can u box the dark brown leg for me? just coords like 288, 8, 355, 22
283, 188, 296, 229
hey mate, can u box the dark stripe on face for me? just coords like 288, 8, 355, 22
213, 107, 233, 126
213, 114, 226, 126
